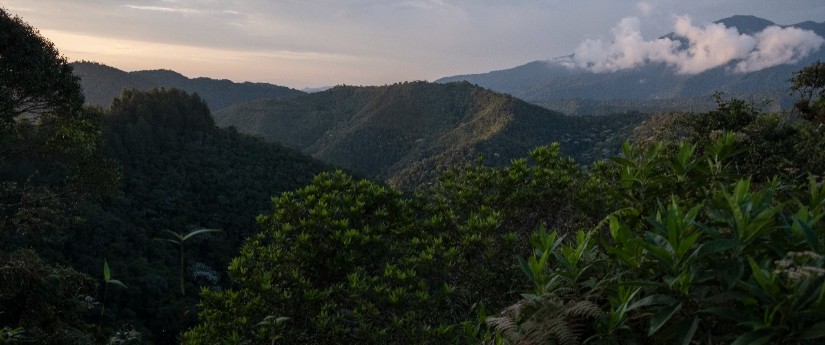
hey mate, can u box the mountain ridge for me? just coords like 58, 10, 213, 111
436, 16, 825, 113
71, 61, 305, 111
214, 81, 645, 188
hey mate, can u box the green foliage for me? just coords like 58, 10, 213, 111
636, 93, 825, 182
790, 61, 825, 122
60, 88, 332, 344
184, 143, 620, 344
489, 132, 825, 344
0, 249, 100, 345
158, 228, 220, 296
0, 8, 83, 124
0, 10, 117, 344
0, 326, 25, 344
184, 171, 464, 343
0, 8, 119, 244
214, 81, 641, 189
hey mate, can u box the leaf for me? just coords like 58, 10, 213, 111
793, 216, 823, 253
107, 279, 127, 288
517, 256, 534, 282
747, 256, 777, 296
694, 239, 740, 259
103, 259, 111, 282
700, 307, 743, 322
731, 330, 773, 345
162, 229, 182, 240
181, 228, 221, 242
649, 301, 682, 335
627, 294, 678, 312
800, 321, 825, 340
673, 317, 699, 345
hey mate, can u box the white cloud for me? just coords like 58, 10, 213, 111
735, 26, 825, 72
124, 5, 200, 14
567, 15, 824, 74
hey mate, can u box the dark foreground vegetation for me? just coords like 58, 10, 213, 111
3, 7, 825, 345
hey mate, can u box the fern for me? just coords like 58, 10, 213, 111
487, 296, 603, 345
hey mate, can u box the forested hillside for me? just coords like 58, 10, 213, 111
71, 61, 305, 111
214, 81, 647, 188
6, 6, 825, 345
1, 12, 332, 343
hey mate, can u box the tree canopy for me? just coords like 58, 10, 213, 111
790, 60, 825, 122
0, 8, 84, 125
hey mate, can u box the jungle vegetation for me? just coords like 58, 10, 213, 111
3, 6, 825, 345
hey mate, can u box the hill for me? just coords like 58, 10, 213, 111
65, 89, 332, 343
71, 61, 305, 111
437, 16, 825, 115
213, 81, 646, 188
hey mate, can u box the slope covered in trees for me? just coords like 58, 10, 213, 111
186, 87, 825, 344
1, 15, 333, 342
71, 61, 305, 112
214, 81, 646, 189
7, 6, 825, 345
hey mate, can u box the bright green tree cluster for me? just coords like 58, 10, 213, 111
184, 171, 493, 344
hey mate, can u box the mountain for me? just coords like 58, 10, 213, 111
213, 81, 646, 189
437, 16, 825, 115
71, 61, 305, 111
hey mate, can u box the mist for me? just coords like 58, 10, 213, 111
565, 15, 824, 74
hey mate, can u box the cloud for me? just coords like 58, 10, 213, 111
735, 26, 824, 72
566, 15, 825, 74
125, 5, 200, 14
636, 2, 655, 16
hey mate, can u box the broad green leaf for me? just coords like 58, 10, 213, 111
800, 321, 825, 340
731, 330, 773, 345
700, 307, 744, 322
103, 259, 111, 282
673, 317, 699, 345
182, 228, 221, 242
162, 229, 182, 240
747, 256, 777, 296
516, 256, 534, 282
649, 301, 682, 335
107, 279, 127, 288
694, 239, 741, 259
627, 294, 678, 312
793, 216, 823, 253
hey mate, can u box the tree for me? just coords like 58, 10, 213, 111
0, 8, 84, 125
0, 8, 118, 241
0, 8, 116, 344
790, 60, 825, 123
183, 171, 468, 344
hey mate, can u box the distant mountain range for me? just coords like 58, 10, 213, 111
214, 81, 645, 189
71, 61, 305, 111
437, 16, 825, 115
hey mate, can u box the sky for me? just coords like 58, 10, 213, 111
2, 0, 824, 88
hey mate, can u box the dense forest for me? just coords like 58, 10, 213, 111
4, 7, 825, 345
214, 83, 647, 189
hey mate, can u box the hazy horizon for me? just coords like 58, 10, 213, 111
3, 0, 824, 88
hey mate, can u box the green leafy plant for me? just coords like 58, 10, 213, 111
489, 131, 825, 344
0, 326, 25, 344
159, 228, 220, 296
101, 259, 127, 316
